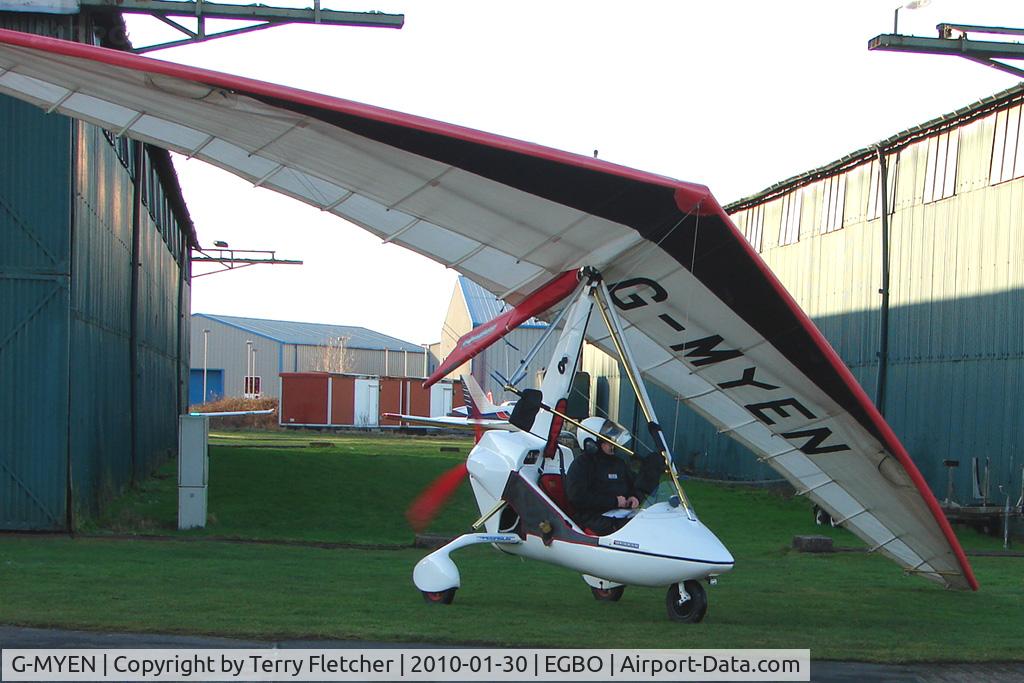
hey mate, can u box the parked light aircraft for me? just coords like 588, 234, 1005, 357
383, 375, 516, 431
450, 377, 516, 420
0, 31, 978, 617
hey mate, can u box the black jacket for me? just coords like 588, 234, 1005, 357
565, 447, 641, 521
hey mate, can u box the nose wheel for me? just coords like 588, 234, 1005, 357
666, 580, 707, 623
421, 588, 457, 604
590, 585, 625, 602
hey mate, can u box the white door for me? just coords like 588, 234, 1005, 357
430, 383, 453, 417
354, 379, 379, 427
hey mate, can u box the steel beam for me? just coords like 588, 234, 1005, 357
869, 34, 1024, 60
79, 0, 403, 52
80, 0, 403, 27
191, 256, 303, 264
869, 33, 1024, 79
938, 23, 1024, 39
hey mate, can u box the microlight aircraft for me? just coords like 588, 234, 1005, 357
0, 30, 977, 614
412, 267, 735, 621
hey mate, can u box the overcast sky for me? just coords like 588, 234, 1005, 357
123, 0, 1023, 344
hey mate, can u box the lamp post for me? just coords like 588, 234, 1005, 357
893, 0, 930, 34
245, 340, 253, 397
202, 328, 210, 404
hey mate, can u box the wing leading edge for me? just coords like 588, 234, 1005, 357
0, 29, 976, 590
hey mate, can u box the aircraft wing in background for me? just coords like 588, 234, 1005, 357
381, 413, 516, 432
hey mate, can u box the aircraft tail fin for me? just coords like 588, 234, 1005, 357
462, 374, 500, 419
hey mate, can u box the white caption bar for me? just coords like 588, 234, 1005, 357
2, 648, 809, 681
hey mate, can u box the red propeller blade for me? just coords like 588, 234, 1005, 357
406, 461, 468, 532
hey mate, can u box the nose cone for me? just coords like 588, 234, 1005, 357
623, 503, 734, 572
689, 520, 734, 573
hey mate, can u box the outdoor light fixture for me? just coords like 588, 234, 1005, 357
894, 0, 931, 34
214, 240, 229, 248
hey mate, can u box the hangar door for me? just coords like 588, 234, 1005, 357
188, 369, 224, 406
0, 97, 71, 530
430, 383, 453, 417
353, 378, 379, 427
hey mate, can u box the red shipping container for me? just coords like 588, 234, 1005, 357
279, 373, 329, 425
280, 373, 460, 427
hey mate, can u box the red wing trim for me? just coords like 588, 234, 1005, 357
701, 196, 979, 591
0, 30, 710, 197
424, 269, 580, 387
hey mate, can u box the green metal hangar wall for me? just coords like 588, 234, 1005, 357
1, 8, 195, 530
659, 84, 1024, 499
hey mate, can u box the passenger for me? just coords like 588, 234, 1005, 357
565, 417, 661, 535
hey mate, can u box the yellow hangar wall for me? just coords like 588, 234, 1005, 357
438, 280, 475, 386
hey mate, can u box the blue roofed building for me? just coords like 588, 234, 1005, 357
457, 275, 548, 330
189, 313, 430, 403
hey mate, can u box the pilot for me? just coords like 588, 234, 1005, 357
565, 417, 660, 535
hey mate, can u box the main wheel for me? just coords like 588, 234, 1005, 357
421, 588, 457, 605
665, 581, 707, 623
591, 585, 625, 602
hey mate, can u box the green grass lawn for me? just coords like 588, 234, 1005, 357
85, 432, 479, 544
4, 431, 1022, 661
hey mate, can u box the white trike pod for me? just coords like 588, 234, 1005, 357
412, 270, 734, 622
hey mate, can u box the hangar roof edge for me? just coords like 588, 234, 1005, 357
193, 313, 424, 352
725, 82, 1024, 213
458, 276, 548, 329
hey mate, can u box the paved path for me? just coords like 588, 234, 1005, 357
2, 626, 1022, 682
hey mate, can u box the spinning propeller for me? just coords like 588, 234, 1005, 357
406, 461, 470, 533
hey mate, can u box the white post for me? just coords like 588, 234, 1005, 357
202, 328, 210, 404
178, 415, 209, 529
245, 340, 253, 397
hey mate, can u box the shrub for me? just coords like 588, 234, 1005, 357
189, 396, 280, 430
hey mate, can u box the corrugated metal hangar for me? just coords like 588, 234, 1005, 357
654, 84, 1024, 503
190, 313, 431, 403
439, 275, 622, 421
439, 276, 558, 403
5, 1, 1023, 532
1, 10, 194, 530
427, 84, 1024, 511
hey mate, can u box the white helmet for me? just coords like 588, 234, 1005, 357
577, 416, 631, 452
